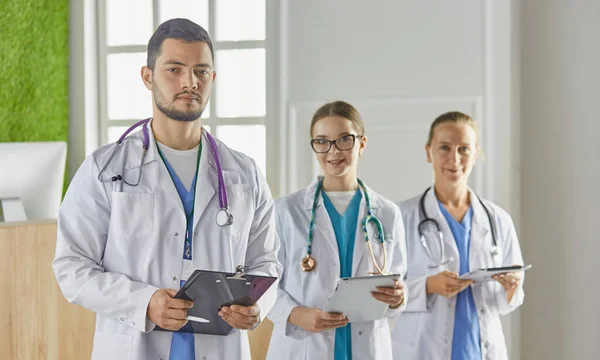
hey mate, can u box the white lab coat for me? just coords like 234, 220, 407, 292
52, 123, 282, 360
391, 188, 525, 360
267, 181, 408, 360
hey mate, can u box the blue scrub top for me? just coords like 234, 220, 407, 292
322, 190, 362, 360
438, 202, 482, 360
160, 153, 198, 360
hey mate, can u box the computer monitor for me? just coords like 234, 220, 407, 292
0, 142, 67, 221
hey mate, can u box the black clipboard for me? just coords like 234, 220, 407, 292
155, 266, 277, 335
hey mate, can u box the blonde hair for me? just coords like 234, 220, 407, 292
310, 101, 365, 137
426, 111, 480, 146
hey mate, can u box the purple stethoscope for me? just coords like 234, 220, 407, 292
97, 118, 234, 227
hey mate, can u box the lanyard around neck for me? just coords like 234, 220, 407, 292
156, 139, 203, 242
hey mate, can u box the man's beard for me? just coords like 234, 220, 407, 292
153, 87, 204, 122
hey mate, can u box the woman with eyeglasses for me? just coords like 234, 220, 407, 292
391, 111, 525, 360
267, 101, 407, 360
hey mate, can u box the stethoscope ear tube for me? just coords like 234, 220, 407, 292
302, 178, 388, 274
98, 119, 234, 227
418, 186, 499, 267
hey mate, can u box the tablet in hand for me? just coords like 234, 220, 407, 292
324, 274, 401, 322
457, 264, 532, 282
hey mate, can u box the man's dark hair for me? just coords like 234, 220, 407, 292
146, 18, 214, 69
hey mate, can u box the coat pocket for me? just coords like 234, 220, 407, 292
91, 331, 133, 360
391, 311, 422, 346
109, 192, 154, 241
375, 321, 393, 359
391, 340, 417, 360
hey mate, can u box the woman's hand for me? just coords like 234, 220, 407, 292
492, 272, 521, 302
371, 280, 405, 308
426, 271, 473, 298
288, 306, 349, 332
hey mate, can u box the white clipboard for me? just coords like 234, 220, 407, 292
457, 264, 532, 282
324, 274, 401, 323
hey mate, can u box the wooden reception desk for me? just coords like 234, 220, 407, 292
0, 220, 274, 359
0, 220, 95, 359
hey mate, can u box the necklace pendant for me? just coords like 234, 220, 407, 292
300, 255, 316, 272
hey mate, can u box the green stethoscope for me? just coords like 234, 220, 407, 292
301, 177, 388, 275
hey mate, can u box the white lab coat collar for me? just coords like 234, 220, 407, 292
127, 118, 245, 228
468, 188, 492, 260
421, 186, 458, 259
302, 178, 384, 210
302, 178, 383, 275
422, 186, 491, 265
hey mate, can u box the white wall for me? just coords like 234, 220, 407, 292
276, 0, 522, 358
520, 1, 600, 359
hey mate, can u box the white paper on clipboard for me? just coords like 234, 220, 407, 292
457, 264, 532, 282
324, 274, 401, 323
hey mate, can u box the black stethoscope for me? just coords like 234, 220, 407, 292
417, 187, 499, 268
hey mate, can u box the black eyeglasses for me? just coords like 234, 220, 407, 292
310, 134, 362, 154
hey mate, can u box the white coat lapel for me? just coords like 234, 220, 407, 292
304, 182, 339, 260
351, 194, 368, 276
468, 189, 490, 265
192, 132, 217, 229
148, 123, 184, 213
351, 186, 387, 276
423, 187, 460, 267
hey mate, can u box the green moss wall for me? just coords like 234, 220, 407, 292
0, 0, 69, 143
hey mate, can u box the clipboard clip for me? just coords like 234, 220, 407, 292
226, 265, 248, 280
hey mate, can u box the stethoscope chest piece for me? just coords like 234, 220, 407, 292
300, 255, 316, 272
216, 208, 234, 227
